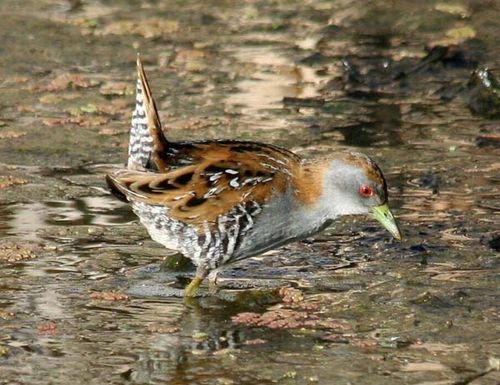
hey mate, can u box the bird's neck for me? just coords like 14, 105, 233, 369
291, 160, 328, 207
292, 158, 365, 220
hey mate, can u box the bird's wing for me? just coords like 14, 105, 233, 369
108, 141, 303, 229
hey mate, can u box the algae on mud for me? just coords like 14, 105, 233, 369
0, 0, 499, 384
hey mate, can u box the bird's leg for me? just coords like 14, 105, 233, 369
207, 269, 221, 294
208, 269, 219, 286
184, 267, 207, 298
184, 276, 203, 297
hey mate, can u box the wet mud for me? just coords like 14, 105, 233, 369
0, 1, 499, 384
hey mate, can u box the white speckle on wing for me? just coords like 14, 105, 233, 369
209, 172, 223, 181
204, 187, 220, 198
229, 178, 240, 188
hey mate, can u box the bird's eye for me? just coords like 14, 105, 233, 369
359, 185, 374, 197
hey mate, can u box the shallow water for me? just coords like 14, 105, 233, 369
0, 0, 499, 384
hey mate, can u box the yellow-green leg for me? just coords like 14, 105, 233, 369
184, 275, 204, 298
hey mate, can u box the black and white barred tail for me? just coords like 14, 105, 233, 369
128, 56, 169, 171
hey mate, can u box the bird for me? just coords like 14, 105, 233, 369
106, 56, 402, 298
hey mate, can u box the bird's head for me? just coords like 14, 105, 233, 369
320, 152, 402, 240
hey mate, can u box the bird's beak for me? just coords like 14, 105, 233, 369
371, 203, 402, 240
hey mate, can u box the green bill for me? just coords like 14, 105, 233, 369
372, 203, 402, 240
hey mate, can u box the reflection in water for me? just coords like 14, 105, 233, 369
2, 196, 134, 239
1, 193, 265, 383
225, 47, 326, 129
338, 103, 404, 147
133, 308, 247, 384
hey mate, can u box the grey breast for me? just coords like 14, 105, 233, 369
233, 188, 330, 261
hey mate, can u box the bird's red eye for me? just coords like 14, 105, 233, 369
359, 185, 374, 197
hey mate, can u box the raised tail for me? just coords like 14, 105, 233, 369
128, 56, 169, 171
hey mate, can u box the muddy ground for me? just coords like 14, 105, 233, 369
0, 1, 499, 384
